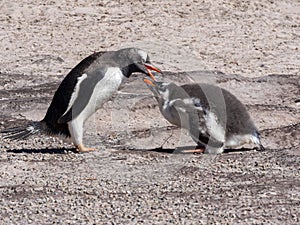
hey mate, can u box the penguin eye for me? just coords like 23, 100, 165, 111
145, 55, 150, 63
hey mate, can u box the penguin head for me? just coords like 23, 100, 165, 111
116, 48, 161, 79
143, 78, 179, 102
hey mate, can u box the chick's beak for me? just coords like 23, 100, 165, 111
143, 78, 160, 98
144, 63, 161, 81
143, 78, 156, 86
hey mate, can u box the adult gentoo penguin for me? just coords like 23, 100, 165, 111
1, 48, 161, 152
144, 78, 264, 154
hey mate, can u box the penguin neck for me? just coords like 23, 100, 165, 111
159, 99, 182, 127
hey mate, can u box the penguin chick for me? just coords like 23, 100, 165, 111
144, 78, 264, 154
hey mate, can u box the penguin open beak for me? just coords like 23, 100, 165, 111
144, 63, 161, 81
143, 78, 156, 86
143, 78, 159, 97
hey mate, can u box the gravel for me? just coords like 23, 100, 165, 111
0, 0, 300, 224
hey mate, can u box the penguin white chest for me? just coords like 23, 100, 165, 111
204, 111, 226, 142
81, 68, 124, 119
93, 68, 124, 108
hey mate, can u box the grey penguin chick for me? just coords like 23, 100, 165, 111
144, 78, 264, 154
1, 48, 161, 152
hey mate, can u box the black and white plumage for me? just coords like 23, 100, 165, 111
144, 78, 264, 154
1, 48, 161, 152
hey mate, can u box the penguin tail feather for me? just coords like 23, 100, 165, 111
1, 121, 44, 140
253, 130, 265, 151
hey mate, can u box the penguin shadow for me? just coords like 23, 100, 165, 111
6, 145, 263, 155
223, 147, 262, 154
6, 147, 77, 154
139, 146, 261, 154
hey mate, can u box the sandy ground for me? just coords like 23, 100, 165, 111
0, 0, 300, 224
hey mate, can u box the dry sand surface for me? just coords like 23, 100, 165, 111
0, 0, 300, 224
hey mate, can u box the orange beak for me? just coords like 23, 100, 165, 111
143, 78, 155, 86
144, 63, 161, 81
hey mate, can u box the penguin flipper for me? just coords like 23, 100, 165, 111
58, 68, 105, 124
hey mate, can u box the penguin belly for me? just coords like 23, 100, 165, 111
83, 70, 124, 118
68, 68, 124, 146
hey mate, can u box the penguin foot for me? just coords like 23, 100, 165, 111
182, 148, 205, 154
75, 144, 97, 153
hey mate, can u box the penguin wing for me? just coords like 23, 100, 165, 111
43, 51, 109, 127
172, 97, 224, 148
57, 68, 106, 123
188, 103, 225, 148
169, 97, 206, 130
